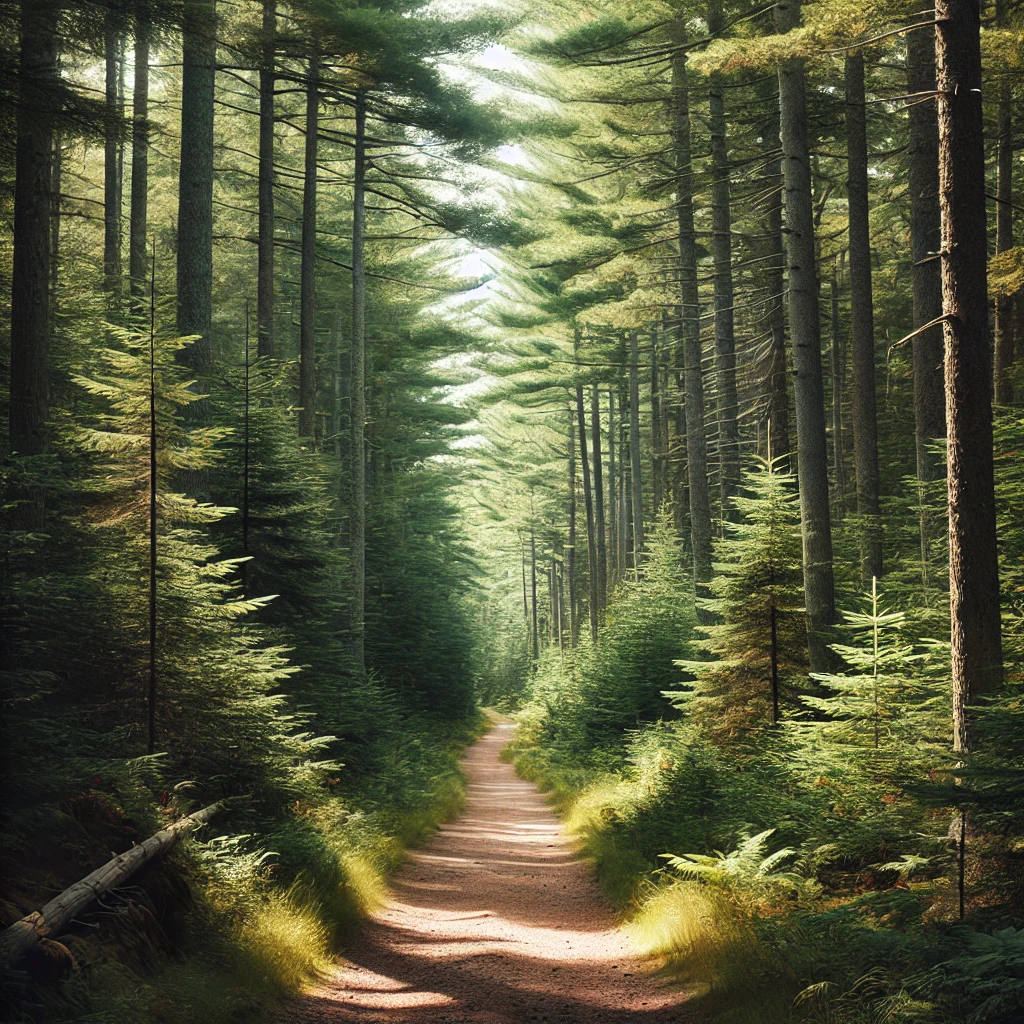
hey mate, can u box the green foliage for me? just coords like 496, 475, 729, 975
672, 455, 808, 739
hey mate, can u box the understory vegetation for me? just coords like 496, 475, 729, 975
498, 430, 1024, 1024
3, 0, 1024, 1022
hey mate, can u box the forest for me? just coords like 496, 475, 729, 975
0, 0, 1022, 1022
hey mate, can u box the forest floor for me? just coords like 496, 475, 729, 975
279, 722, 702, 1024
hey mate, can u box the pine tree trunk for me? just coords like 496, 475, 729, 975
650, 331, 664, 514
830, 266, 847, 514
993, 0, 1014, 406
707, 3, 739, 509
845, 51, 883, 582
935, 0, 1003, 752
257, 0, 275, 358
619, 388, 631, 571
530, 523, 539, 661
9, 0, 58, 461
49, 131, 62, 298
629, 332, 645, 566
671, 29, 713, 598
575, 380, 598, 644
759, 82, 790, 466
350, 90, 368, 674
299, 50, 319, 438
567, 407, 578, 647
590, 386, 607, 614
907, 20, 946, 477
176, 0, 215, 397
776, 0, 836, 671
129, 12, 149, 305
104, 14, 123, 306
607, 390, 617, 588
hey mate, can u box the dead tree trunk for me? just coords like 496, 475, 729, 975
0, 803, 224, 968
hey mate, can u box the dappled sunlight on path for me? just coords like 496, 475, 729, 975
282, 723, 702, 1023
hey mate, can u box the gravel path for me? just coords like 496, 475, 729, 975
282, 723, 701, 1024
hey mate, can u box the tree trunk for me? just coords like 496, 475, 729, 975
907, 20, 946, 477
9, 0, 58, 461
776, 0, 836, 670
530, 522, 539, 661
350, 90, 368, 674
845, 51, 883, 582
49, 130, 62, 298
0, 803, 224, 969
650, 330, 664, 514
759, 81, 790, 466
607, 390, 617, 588
590, 385, 607, 614
575, 380, 598, 644
257, 0, 275, 358
830, 264, 847, 514
671, 27, 713, 599
299, 49, 319, 438
629, 332, 645, 566
104, 13, 123, 306
935, 0, 1003, 752
567, 407, 578, 647
129, 11, 149, 305
708, 2, 739, 509
993, 0, 1014, 405
176, 0, 216, 396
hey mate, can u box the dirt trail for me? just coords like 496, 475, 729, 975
283, 723, 701, 1024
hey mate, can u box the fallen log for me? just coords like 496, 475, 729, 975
0, 801, 223, 968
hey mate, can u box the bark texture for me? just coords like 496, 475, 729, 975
906, 21, 946, 479
299, 50, 319, 438
176, 0, 216, 383
350, 90, 368, 674
0, 803, 223, 968
935, 0, 1003, 752
671, 29, 713, 598
590, 386, 607, 613
9, 0, 58, 459
845, 52, 882, 580
993, 0, 1015, 405
708, 0, 739, 508
257, 0, 276, 358
104, 14, 123, 304
576, 380, 598, 643
129, 12, 149, 303
628, 333, 645, 566
776, 0, 835, 670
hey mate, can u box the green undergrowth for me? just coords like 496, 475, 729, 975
5, 713, 486, 1024
507, 722, 1023, 1024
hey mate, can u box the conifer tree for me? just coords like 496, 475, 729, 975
673, 455, 806, 741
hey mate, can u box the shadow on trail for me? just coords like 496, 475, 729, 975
281, 724, 704, 1024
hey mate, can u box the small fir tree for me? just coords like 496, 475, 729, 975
672, 455, 807, 742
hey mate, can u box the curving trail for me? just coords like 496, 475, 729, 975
282, 723, 702, 1024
